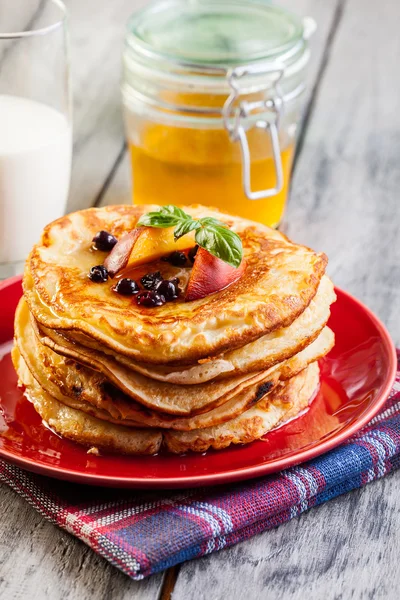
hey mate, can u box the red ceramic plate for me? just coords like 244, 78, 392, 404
0, 276, 396, 488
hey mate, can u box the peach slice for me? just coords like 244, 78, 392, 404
185, 247, 246, 302
104, 226, 196, 277
104, 230, 140, 277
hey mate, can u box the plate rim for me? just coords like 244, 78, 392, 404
0, 275, 397, 488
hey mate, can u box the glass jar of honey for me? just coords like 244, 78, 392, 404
122, 0, 314, 228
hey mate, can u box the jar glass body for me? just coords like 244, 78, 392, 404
122, 3, 310, 228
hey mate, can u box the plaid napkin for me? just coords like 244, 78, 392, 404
1, 351, 399, 581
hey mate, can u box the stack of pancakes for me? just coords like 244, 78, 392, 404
13, 205, 336, 455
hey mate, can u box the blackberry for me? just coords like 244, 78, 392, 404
136, 290, 165, 307
92, 230, 118, 252
88, 265, 108, 283
156, 279, 179, 301
113, 278, 140, 296
165, 251, 187, 267
141, 271, 163, 290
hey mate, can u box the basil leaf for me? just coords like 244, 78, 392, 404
137, 205, 193, 229
198, 217, 226, 228
137, 212, 180, 228
195, 224, 243, 268
174, 219, 200, 240
160, 205, 190, 220
137, 205, 243, 267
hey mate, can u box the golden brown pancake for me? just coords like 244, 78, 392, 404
15, 203, 335, 456
35, 275, 335, 384
24, 204, 327, 364
13, 346, 319, 455
13, 348, 162, 455
165, 362, 320, 453
16, 299, 281, 417
16, 298, 283, 426
15, 298, 333, 432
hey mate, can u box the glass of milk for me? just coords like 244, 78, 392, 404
0, 0, 72, 279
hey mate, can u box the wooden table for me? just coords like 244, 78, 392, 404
1, 1, 400, 598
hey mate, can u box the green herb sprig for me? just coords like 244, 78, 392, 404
137, 205, 243, 268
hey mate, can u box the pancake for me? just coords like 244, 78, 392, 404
12, 347, 319, 455
14, 299, 279, 418
24, 204, 327, 364
13, 348, 162, 455
36, 275, 335, 384
15, 298, 333, 431
165, 362, 320, 453
15, 298, 278, 417
15, 203, 335, 456
16, 304, 280, 429
12, 345, 144, 428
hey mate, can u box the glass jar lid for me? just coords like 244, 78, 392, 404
126, 0, 307, 71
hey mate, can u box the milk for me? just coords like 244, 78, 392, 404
0, 95, 71, 272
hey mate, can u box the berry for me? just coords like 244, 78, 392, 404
89, 265, 108, 283
141, 271, 163, 290
113, 278, 140, 296
188, 245, 198, 263
165, 251, 187, 266
156, 279, 179, 301
92, 230, 117, 251
136, 290, 165, 307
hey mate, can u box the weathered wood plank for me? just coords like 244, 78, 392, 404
173, 0, 400, 597
285, 0, 400, 345
100, 0, 342, 207
65, 0, 147, 212
172, 474, 400, 600
0, 485, 164, 599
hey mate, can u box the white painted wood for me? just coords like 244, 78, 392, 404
64, 0, 148, 212
0, 485, 164, 599
173, 0, 400, 597
100, 150, 131, 207
285, 0, 400, 345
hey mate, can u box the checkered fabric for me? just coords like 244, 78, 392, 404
1, 351, 399, 580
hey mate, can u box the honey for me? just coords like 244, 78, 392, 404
129, 139, 294, 228
123, 0, 312, 228
127, 111, 295, 227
